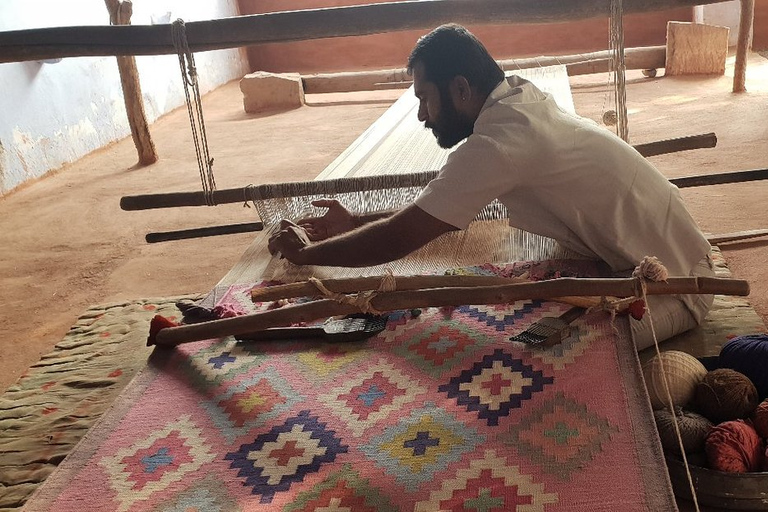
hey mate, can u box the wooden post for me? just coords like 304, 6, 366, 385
733, 0, 755, 92
105, 0, 158, 165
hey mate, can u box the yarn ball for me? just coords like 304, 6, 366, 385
705, 420, 764, 473
654, 407, 713, 454
719, 334, 768, 399
694, 368, 760, 424
765, 445, 768, 472
642, 351, 707, 410
752, 399, 768, 438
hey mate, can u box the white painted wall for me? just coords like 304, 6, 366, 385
694, 1, 742, 47
0, 0, 249, 195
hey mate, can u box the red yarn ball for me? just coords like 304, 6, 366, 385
752, 399, 768, 438
765, 445, 768, 472
705, 420, 764, 473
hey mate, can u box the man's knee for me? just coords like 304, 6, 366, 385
630, 296, 700, 351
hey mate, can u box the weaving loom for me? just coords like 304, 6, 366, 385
20, 66, 682, 511
213, 65, 585, 292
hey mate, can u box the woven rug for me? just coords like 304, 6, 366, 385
22, 261, 677, 511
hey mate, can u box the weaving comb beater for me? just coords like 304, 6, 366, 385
235, 314, 387, 343
510, 307, 586, 347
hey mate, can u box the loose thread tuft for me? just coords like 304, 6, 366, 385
147, 315, 180, 347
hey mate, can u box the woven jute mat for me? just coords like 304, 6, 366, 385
0, 294, 201, 511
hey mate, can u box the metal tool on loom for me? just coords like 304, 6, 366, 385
235, 314, 387, 343
510, 306, 586, 347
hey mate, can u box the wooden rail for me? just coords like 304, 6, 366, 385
0, 0, 747, 61
118, 133, 722, 211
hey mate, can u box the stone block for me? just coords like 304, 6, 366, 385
666, 21, 730, 75
239, 71, 304, 113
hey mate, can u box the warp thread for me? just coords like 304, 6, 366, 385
705, 420, 764, 473
694, 368, 760, 424
654, 407, 713, 455
719, 334, 768, 399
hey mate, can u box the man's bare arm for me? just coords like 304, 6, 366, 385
270, 204, 457, 267
296, 199, 396, 241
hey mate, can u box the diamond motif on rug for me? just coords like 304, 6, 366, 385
202, 366, 303, 443
284, 464, 398, 512
224, 410, 348, 504
150, 475, 238, 512
523, 322, 598, 371
293, 342, 374, 379
501, 392, 619, 480
413, 449, 558, 511
439, 349, 554, 426
359, 402, 483, 491
320, 361, 428, 436
99, 415, 215, 512
182, 337, 274, 389
385, 310, 495, 378
455, 300, 544, 332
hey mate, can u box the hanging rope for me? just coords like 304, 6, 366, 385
171, 19, 217, 206
609, 0, 630, 142
633, 256, 700, 512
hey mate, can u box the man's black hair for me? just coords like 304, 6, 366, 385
407, 24, 505, 97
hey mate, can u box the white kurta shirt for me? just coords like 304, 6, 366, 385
415, 75, 711, 276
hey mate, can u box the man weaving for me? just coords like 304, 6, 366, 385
268, 23, 714, 350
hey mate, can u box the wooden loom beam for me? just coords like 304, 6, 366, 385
149, 275, 750, 346
0, 0, 749, 68
303, 46, 668, 94
118, 133, 722, 211
122, 163, 768, 213
250, 274, 611, 309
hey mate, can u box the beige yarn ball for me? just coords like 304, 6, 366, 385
642, 351, 707, 410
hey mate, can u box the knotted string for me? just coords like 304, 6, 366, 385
309, 269, 397, 315
587, 295, 638, 334
632, 255, 700, 511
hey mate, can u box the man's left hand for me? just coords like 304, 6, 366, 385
268, 220, 312, 264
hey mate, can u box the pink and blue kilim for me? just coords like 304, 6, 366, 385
24, 262, 676, 512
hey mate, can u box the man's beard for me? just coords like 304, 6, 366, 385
426, 88, 475, 149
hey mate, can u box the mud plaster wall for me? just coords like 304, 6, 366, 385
0, 0, 249, 196
239, 0, 700, 74
756, 0, 768, 50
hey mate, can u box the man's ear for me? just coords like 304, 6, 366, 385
449, 75, 472, 106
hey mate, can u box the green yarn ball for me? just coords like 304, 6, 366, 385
654, 407, 713, 455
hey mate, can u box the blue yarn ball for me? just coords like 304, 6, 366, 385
719, 334, 768, 400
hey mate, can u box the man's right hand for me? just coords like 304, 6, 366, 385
297, 199, 357, 241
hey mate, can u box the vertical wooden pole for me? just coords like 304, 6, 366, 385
733, 0, 754, 92
105, 0, 158, 165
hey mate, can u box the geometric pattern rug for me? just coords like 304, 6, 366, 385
21, 262, 678, 511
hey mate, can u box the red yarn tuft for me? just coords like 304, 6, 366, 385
627, 299, 646, 320
147, 315, 180, 347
